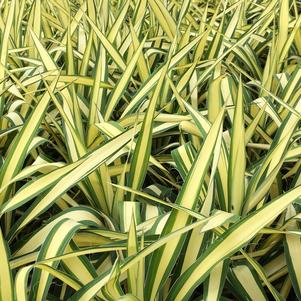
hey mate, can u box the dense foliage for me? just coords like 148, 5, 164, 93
1, 0, 301, 300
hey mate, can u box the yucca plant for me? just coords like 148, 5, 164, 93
1, 0, 301, 300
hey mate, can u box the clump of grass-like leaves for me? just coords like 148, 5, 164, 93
1, 0, 301, 300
